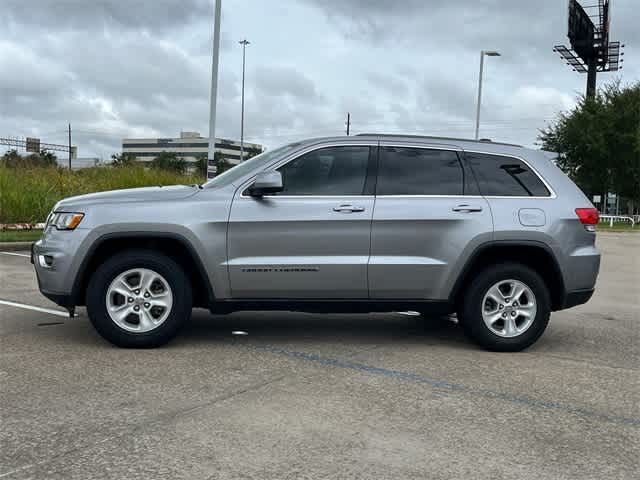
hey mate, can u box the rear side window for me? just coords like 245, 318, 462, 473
465, 152, 550, 197
377, 147, 464, 195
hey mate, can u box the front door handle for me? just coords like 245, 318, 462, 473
333, 204, 365, 213
452, 204, 483, 213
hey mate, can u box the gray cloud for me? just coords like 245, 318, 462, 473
1, 0, 638, 159
2, 0, 210, 32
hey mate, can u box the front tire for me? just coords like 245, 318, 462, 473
86, 249, 192, 348
459, 263, 550, 352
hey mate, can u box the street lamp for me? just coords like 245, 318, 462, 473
239, 39, 250, 161
474, 50, 501, 140
207, 0, 222, 178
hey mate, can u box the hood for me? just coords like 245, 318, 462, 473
54, 185, 199, 210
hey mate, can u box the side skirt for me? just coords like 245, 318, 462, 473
209, 299, 454, 315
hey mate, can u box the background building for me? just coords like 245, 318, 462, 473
122, 131, 262, 166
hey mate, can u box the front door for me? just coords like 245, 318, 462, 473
227, 144, 376, 299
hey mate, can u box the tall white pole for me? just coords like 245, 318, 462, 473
474, 51, 485, 141
207, 0, 222, 178
239, 39, 249, 162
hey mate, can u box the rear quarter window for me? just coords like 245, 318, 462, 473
465, 152, 550, 197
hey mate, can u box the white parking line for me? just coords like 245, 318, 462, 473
0, 299, 69, 317
0, 252, 30, 258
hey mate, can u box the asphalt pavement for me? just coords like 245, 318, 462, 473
0, 232, 638, 479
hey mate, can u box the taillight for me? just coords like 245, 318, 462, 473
575, 208, 599, 225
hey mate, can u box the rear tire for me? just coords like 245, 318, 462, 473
86, 249, 192, 348
458, 263, 550, 352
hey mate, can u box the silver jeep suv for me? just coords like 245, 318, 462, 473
32, 134, 601, 351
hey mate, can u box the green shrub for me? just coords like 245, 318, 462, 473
151, 151, 187, 174
0, 165, 200, 224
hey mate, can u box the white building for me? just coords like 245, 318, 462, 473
122, 131, 263, 166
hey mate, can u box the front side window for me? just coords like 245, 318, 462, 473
465, 152, 550, 197
377, 147, 464, 195
203, 141, 303, 189
276, 146, 370, 195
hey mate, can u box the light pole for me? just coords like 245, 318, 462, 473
239, 39, 250, 161
474, 50, 501, 140
207, 0, 222, 179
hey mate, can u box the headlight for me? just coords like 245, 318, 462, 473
49, 212, 84, 230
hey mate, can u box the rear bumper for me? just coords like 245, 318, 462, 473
560, 288, 595, 310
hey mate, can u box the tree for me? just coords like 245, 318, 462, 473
151, 151, 187, 174
1, 149, 57, 168
193, 153, 235, 178
244, 148, 261, 160
539, 81, 640, 211
215, 153, 233, 175
193, 153, 207, 177
111, 152, 137, 167
1, 149, 23, 167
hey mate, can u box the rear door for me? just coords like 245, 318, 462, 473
369, 142, 493, 300
227, 144, 376, 299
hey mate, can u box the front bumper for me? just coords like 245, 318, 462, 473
32, 228, 89, 308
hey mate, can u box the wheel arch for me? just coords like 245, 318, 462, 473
71, 232, 215, 308
450, 241, 566, 311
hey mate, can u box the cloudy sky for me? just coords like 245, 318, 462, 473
1, 0, 638, 159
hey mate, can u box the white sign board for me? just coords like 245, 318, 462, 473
592, 195, 601, 203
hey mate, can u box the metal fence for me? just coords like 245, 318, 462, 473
599, 215, 636, 228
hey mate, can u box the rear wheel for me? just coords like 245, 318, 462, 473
86, 250, 192, 348
458, 263, 550, 352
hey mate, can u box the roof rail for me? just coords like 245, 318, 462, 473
355, 133, 522, 148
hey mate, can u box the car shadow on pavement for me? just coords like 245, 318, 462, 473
173, 310, 471, 349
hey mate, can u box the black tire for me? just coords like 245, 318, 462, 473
86, 249, 192, 348
458, 262, 550, 352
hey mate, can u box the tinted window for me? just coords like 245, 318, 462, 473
276, 146, 369, 195
204, 141, 302, 188
377, 147, 464, 195
465, 152, 550, 197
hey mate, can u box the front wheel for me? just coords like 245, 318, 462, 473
86, 250, 192, 348
458, 263, 550, 352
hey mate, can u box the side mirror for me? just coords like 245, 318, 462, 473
248, 171, 283, 197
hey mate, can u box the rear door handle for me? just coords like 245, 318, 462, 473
333, 204, 365, 213
452, 204, 483, 213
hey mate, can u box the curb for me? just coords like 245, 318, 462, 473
597, 230, 638, 235
0, 242, 32, 252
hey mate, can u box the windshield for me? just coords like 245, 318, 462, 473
203, 141, 303, 188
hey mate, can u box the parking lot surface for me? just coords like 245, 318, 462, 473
0, 232, 638, 479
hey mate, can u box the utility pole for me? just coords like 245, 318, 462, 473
239, 39, 250, 162
68, 123, 72, 170
346, 113, 350, 136
207, 0, 222, 178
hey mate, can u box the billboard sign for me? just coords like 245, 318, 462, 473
568, 0, 595, 61
26, 137, 40, 153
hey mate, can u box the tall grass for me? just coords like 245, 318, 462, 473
0, 165, 201, 223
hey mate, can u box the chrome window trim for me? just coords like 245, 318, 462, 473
375, 195, 485, 199
463, 149, 557, 199
237, 142, 556, 200
239, 142, 377, 199
244, 195, 375, 199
